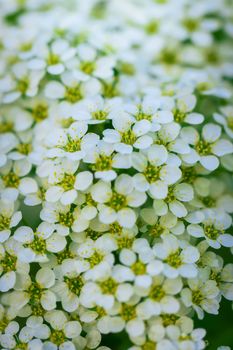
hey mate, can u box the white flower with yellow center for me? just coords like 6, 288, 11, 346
181, 278, 220, 319
187, 209, 233, 249
45, 121, 98, 161
44, 310, 82, 350
84, 140, 131, 181
115, 238, 157, 290
0, 242, 29, 292
173, 94, 204, 125
0, 160, 38, 202
132, 145, 181, 199
136, 275, 182, 319
153, 235, 200, 279
0, 199, 22, 243
153, 182, 194, 218
79, 95, 121, 124
207, 262, 233, 302
14, 222, 56, 262
40, 202, 90, 235
125, 96, 173, 128
29, 38, 76, 75
5, 267, 56, 316
0, 62, 44, 104
91, 175, 147, 227
77, 235, 116, 281
150, 122, 191, 156
103, 114, 153, 154
181, 123, 233, 170
52, 261, 86, 312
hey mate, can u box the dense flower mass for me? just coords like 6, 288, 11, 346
0, 0, 233, 349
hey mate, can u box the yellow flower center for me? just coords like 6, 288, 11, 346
227, 116, 233, 131
117, 236, 134, 249
1, 252, 17, 273
173, 109, 186, 123
118, 61, 135, 75
25, 234, 46, 254
17, 77, 29, 94
56, 247, 75, 264
92, 154, 113, 171
149, 285, 165, 301
142, 341, 157, 350
182, 18, 199, 32
108, 191, 127, 211
0, 316, 9, 332
149, 223, 164, 238
49, 330, 66, 346
145, 20, 159, 34
161, 313, 179, 326
204, 224, 223, 240
58, 173, 76, 191
131, 261, 146, 275
27, 282, 43, 306
58, 211, 74, 227
121, 129, 137, 145
17, 143, 32, 155
120, 303, 136, 321
65, 85, 83, 103
0, 215, 10, 231
2, 172, 20, 188
195, 140, 212, 156
63, 136, 81, 153
47, 53, 60, 65
144, 164, 161, 183
80, 61, 96, 74
92, 110, 108, 121
32, 103, 48, 122
0, 120, 13, 133
64, 275, 84, 295
165, 250, 182, 268
88, 251, 104, 268
100, 278, 118, 294
192, 290, 203, 305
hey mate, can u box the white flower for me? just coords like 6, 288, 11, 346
153, 235, 200, 279
70, 43, 115, 81
5, 267, 56, 315
14, 222, 56, 262
40, 202, 90, 235
44, 310, 82, 349
104, 118, 153, 154
181, 278, 220, 319
136, 275, 182, 319
45, 121, 98, 161
0, 242, 29, 292
181, 123, 233, 170
30, 38, 76, 75
173, 94, 204, 125
91, 175, 146, 227
0, 199, 22, 243
132, 145, 181, 199
77, 95, 121, 124
0, 159, 37, 201
153, 182, 194, 218
84, 140, 131, 181
187, 209, 233, 249
0, 62, 44, 104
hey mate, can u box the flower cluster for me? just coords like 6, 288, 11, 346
0, 0, 233, 349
